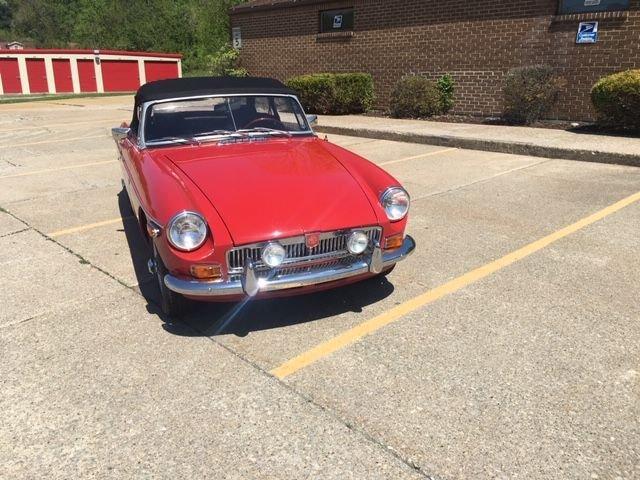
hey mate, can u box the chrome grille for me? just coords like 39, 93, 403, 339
267, 258, 349, 278
227, 227, 382, 275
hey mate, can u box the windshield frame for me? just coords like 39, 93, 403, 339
138, 93, 315, 148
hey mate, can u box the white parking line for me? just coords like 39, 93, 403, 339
0, 160, 117, 179
0, 134, 107, 150
0, 118, 122, 133
379, 148, 458, 166
339, 139, 380, 148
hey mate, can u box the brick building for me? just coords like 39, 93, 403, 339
230, 0, 640, 120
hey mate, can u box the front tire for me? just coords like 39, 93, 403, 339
153, 244, 190, 318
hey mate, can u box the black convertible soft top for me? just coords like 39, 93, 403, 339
130, 76, 296, 133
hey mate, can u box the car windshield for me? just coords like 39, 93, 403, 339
144, 95, 311, 145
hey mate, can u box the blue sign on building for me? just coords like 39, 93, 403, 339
576, 21, 599, 44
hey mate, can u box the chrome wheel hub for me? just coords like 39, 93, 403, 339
147, 258, 157, 275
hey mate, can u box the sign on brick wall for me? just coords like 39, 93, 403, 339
232, 27, 242, 49
576, 21, 599, 43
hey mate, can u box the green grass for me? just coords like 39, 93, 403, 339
0, 92, 132, 105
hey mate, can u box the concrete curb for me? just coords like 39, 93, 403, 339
316, 125, 640, 168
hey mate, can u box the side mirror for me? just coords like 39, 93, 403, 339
111, 127, 130, 142
306, 114, 318, 127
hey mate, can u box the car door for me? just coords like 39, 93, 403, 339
117, 131, 144, 219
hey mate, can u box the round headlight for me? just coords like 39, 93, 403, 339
381, 187, 410, 221
347, 231, 369, 255
167, 212, 208, 251
261, 242, 286, 268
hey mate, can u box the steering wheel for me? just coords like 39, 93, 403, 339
243, 115, 286, 130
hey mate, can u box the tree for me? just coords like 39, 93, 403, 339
7, 0, 247, 72
0, 0, 13, 33
11, 0, 81, 46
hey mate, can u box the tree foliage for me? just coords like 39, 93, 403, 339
286, 73, 374, 115
389, 74, 455, 118
502, 65, 565, 124
591, 69, 640, 131
208, 43, 247, 77
3, 0, 244, 72
0, 0, 13, 32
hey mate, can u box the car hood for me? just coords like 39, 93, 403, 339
163, 139, 378, 245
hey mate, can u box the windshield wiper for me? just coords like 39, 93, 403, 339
189, 130, 249, 144
147, 128, 293, 147
193, 130, 239, 138
236, 127, 293, 137
147, 131, 242, 146
145, 136, 196, 146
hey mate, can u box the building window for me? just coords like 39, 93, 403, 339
558, 0, 630, 14
320, 8, 354, 33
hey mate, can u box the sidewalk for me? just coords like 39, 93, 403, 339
316, 115, 640, 167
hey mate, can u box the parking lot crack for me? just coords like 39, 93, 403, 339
47, 101, 86, 108
0, 312, 45, 330
182, 321, 438, 479
2, 188, 441, 480
0, 227, 31, 238
0, 206, 133, 291
417, 158, 553, 200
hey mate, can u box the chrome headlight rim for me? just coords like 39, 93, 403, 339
261, 242, 286, 268
380, 186, 410, 221
167, 211, 208, 252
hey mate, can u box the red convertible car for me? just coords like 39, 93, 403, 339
112, 77, 415, 317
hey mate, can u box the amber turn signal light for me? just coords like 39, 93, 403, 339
190, 264, 223, 281
384, 234, 404, 250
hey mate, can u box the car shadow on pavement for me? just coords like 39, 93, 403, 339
117, 188, 161, 296
118, 188, 395, 338
182, 276, 395, 338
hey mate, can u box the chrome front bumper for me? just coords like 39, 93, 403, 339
164, 235, 416, 298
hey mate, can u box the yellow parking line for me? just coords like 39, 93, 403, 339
48, 216, 134, 237
0, 134, 107, 149
379, 148, 457, 166
271, 190, 640, 380
0, 160, 117, 179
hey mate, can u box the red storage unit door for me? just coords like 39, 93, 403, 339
52, 59, 73, 93
101, 60, 139, 92
26, 58, 48, 93
0, 58, 22, 94
77, 59, 97, 92
144, 61, 178, 83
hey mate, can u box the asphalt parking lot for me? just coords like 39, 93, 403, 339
1, 96, 639, 479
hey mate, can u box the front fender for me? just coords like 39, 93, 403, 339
139, 150, 234, 277
320, 141, 409, 240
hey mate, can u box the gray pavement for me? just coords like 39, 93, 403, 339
0, 96, 639, 479
316, 115, 640, 166
2, 288, 423, 480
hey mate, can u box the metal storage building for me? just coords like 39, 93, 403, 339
0, 49, 182, 95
